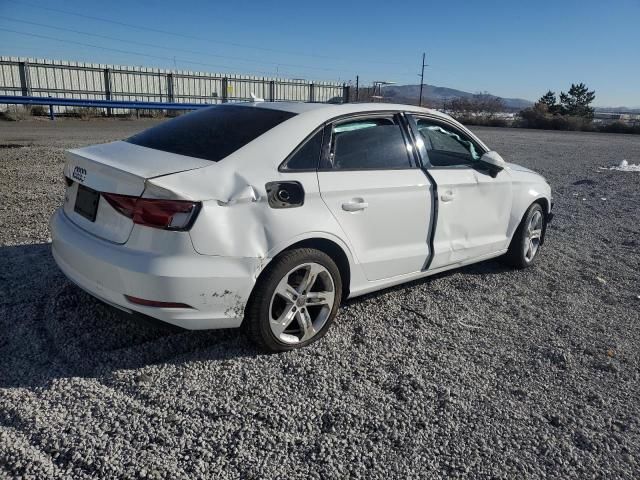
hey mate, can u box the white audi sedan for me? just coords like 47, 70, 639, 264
50, 102, 553, 351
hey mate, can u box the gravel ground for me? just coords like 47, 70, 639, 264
0, 119, 639, 479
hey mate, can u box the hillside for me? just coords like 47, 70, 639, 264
382, 84, 533, 110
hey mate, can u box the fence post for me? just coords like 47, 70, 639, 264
355, 75, 359, 102
309, 83, 315, 103
343, 85, 350, 104
18, 61, 31, 97
103, 68, 112, 117
221, 77, 228, 103
167, 73, 175, 103
269, 80, 275, 102
48, 96, 55, 121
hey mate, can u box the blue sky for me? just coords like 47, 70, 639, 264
1, 0, 639, 106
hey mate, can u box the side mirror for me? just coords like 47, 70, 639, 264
479, 151, 506, 176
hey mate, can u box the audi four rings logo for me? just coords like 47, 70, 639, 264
72, 166, 87, 182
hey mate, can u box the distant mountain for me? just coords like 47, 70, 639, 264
382, 84, 533, 110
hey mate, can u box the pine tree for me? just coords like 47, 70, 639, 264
559, 83, 596, 118
537, 90, 557, 108
535, 90, 562, 114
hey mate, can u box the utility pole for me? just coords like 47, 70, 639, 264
355, 75, 359, 101
418, 52, 427, 107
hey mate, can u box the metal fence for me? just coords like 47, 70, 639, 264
0, 57, 349, 114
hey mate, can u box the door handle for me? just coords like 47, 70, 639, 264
440, 191, 455, 202
342, 199, 369, 212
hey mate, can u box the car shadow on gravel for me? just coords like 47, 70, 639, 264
0, 243, 261, 389
1, 242, 514, 389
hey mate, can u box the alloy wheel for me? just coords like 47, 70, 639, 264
524, 210, 543, 262
268, 262, 335, 344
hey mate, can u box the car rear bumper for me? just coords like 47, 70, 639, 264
50, 208, 261, 330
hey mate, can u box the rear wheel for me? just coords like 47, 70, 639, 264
245, 248, 342, 352
503, 203, 545, 268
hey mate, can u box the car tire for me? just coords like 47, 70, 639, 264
245, 248, 342, 352
503, 202, 545, 269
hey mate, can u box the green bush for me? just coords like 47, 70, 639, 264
137, 109, 167, 118
518, 107, 593, 131
598, 121, 640, 134
454, 115, 510, 128
518, 108, 639, 134
0, 105, 30, 121
68, 107, 102, 120
30, 105, 47, 117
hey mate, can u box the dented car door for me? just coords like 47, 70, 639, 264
408, 115, 512, 269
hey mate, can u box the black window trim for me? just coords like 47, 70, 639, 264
405, 113, 489, 170
318, 112, 419, 172
278, 126, 325, 172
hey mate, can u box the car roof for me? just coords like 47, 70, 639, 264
202, 101, 488, 172
242, 101, 453, 121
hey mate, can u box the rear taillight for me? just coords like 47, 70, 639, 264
102, 193, 201, 231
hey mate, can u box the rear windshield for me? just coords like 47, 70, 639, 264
126, 105, 296, 162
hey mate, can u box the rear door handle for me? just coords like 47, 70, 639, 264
342, 199, 369, 212
440, 191, 455, 202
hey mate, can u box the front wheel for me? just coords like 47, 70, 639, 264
245, 248, 342, 352
503, 203, 545, 269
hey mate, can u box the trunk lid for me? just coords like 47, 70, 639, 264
62, 141, 211, 243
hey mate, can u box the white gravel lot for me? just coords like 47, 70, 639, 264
0, 118, 639, 479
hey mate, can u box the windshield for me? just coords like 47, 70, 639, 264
126, 105, 296, 162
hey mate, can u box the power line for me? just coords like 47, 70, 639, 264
0, 27, 312, 79
6, 0, 409, 67
0, 16, 369, 75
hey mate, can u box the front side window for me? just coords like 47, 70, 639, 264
127, 105, 296, 162
329, 117, 412, 170
414, 118, 482, 167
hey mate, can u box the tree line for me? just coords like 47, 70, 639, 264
447, 83, 639, 134
519, 83, 599, 131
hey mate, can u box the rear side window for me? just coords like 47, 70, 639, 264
126, 105, 296, 162
330, 117, 411, 170
281, 129, 323, 171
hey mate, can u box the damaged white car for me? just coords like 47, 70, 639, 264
50, 102, 553, 351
